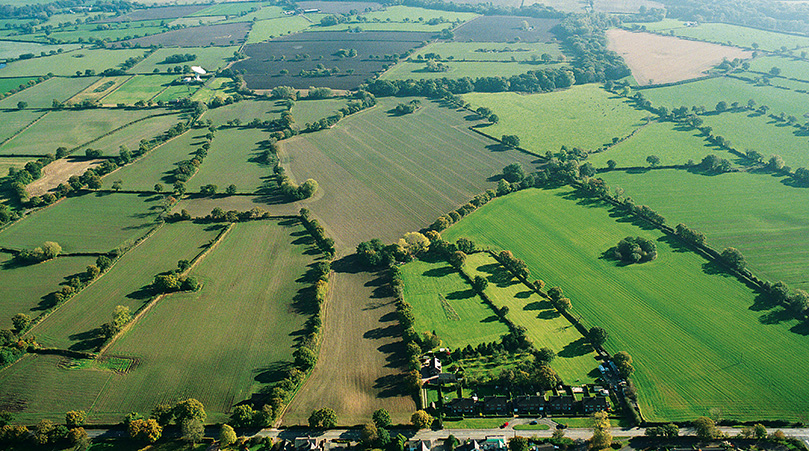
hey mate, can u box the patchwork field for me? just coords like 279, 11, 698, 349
465, 85, 646, 154
66, 76, 131, 105
171, 195, 299, 218
382, 61, 565, 81
401, 257, 510, 349
638, 19, 809, 52
408, 41, 564, 62
601, 169, 809, 291
75, 112, 181, 157
453, 16, 559, 43
246, 16, 317, 43
0, 109, 47, 144
746, 55, 809, 82
0, 192, 163, 253
202, 98, 284, 126
120, 22, 250, 48
186, 127, 273, 193
0, 254, 96, 330
109, 129, 204, 191
292, 98, 350, 125
26, 157, 102, 197
130, 46, 240, 74
0, 76, 99, 109
463, 252, 600, 384
0, 49, 149, 77
606, 29, 751, 86
279, 97, 537, 249
28, 222, 220, 351
0, 77, 38, 96
0, 156, 31, 175
101, 75, 184, 105
442, 187, 809, 422
0, 41, 81, 61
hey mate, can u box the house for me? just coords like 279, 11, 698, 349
406, 440, 432, 451
546, 395, 574, 413
513, 395, 545, 414
482, 436, 507, 451
295, 437, 320, 451
581, 396, 609, 413
446, 397, 477, 416
482, 396, 510, 415
457, 439, 482, 451
425, 357, 442, 376
435, 372, 457, 384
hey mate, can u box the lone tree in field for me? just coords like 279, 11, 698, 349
65, 410, 86, 428
411, 410, 432, 429
646, 155, 661, 167
588, 327, 608, 347
173, 398, 206, 424
501, 135, 520, 148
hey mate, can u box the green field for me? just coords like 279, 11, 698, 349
0, 192, 162, 253
601, 169, 809, 291
221, 5, 285, 23
170, 195, 299, 218
401, 258, 510, 348
30, 22, 168, 45
130, 46, 240, 74
76, 112, 181, 158
152, 83, 201, 103
101, 75, 182, 105
409, 41, 564, 62
0, 49, 150, 77
0, 77, 38, 95
202, 97, 283, 126
443, 187, 809, 422
637, 19, 809, 52
746, 55, 809, 82
463, 252, 599, 384
314, 22, 448, 32
66, 76, 130, 105
0, 109, 47, 144
0, 108, 164, 156
382, 61, 564, 81
587, 120, 722, 168
29, 222, 220, 350
190, 2, 266, 16
0, 155, 31, 174
361, 5, 478, 23
186, 127, 271, 193
0, 253, 95, 330
110, 129, 204, 191
642, 76, 809, 120
247, 16, 315, 43
464, 85, 646, 154
0, 41, 81, 61
292, 98, 348, 125
0, 76, 98, 109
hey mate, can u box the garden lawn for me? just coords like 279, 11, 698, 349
401, 258, 509, 349
0, 254, 95, 330
0, 108, 165, 156
0, 76, 99, 110
464, 252, 599, 384
464, 85, 646, 154
382, 61, 564, 81
443, 186, 809, 422
110, 129, 205, 191
409, 41, 564, 62
0, 192, 163, 253
102, 75, 182, 105
601, 169, 809, 292
28, 221, 220, 351
129, 46, 240, 74
587, 120, 722, 168
0, 49, 149, 77
638, 20, 809, 52
187, 127, 273, 193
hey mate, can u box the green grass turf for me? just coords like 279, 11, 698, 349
587, 120, 724, 168
77, 112, 181, 157
0, 108, 165, 156
464, 85, 646, 155
186, 127, 273, 193
190, 2, 267, 16
170, 195, 299, 218
0, 76, 98, 109
401, 258, 510, 348
746, 55, 809, 82
641, 74, 809, 119
152, 83, 201, 103
0, 254, 95, 330
109, 129, 205, 191
513, 424, 551, 430
202, 97, 284, 126
101, 75, 182, 105
220, 5, 285, 23
292, 98, 348, 125
313, 22, 448, 32
444, 418, 512, 429
0, 156, 31, 174
463, 252, 599, 384
382, 61, 566, 81
0, 77, 39, 95
129, 46, 240, 74
409, 41, 564, 62
0, 48, 149, 77
600, 169, 809, 291
361, 5, 478, 23
247, 16, 315, 43
28, 221, 220, 351
0, 192, 163, 253
442, 187, 809, 422
0, 109, 47, 144
636, 20, 809, 52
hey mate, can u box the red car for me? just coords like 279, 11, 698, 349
500, 422, 509, 428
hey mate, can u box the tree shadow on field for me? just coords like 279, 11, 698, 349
537, 309, 560, 320
758, 307, 792, 325
524, 300, 551, 311
701, 261, 733, 278
481, 315, 499, 323
446, 289, 475, 300
254, 361, 292, 385
515, 290, 533, 299
68, 328, 106, 352
558, 337, 591, 358
475, 262, 519, 288
378, 340, 408, 369
657, 234, 692, 253
749, 292, 777, 312
790, 320, 809, 336
485, 143, 509, 153
374, 373, 410, 398
364, 324, 401, 340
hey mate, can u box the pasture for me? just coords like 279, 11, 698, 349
0, 49, 148, 77
0, 156, 31, 175
0, 76, 99, 109
0, 109, 47, 145
279, 97, 537, 249
638, 19, 809, 52
152, 83, 200, 103
129, 46, 240, 74
606, 29, 751, 86
0, 254, 95, 330
314, 22, 446, 33
0, 108, 166, 156
246, 16, 317, 43
587, 120, 721, 168
463, 252, 600, 385
292, 98, 349, 125
202, 98, 284, 126
171, 195, 299, 218
120, 22, 250, 48
101, 75, 180, 105
26, 157, 102, 197
401, 258, 510, 349
601, 169, 809, 291
453, 16, 559, 43
442, 187, 809, 422
746, 55, 809, 82
382, 61, 565, 81
103, 5, 208, 22
592, 0, 663, 13
36, 22, 168, 44
0, 41, 81, 61
110, 129, 203, 191
0, 192, 163, 253
360, 5, 478, 23
220, 5, 285, 23
407, 41, 564, 62
190, 2, 266, 17
67, 76, 131, 105
464, 85, 646, 154
186, 127, 273, 193
0, 77, 38, 96
297, 1, 383, 14
29, 222, 220, 351
74, 112, 181, 158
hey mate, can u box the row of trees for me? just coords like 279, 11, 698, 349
300, 208, 336, 258
0, 410, 89, 448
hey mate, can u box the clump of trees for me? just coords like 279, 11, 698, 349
276, 166, 318, 200
309, 408, 337, 428
14, 241, 61, 264
393, 99, 421, 115
610, 236, 657, 263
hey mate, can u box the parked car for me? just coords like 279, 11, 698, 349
529, 420, 538, 425
500, 422, 509, 428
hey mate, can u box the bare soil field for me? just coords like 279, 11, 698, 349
606, 28, 751, 85
117, 22, 250, 48
26, 157, 103, 197
281, 257, 416, 426
453, 16, 559, 43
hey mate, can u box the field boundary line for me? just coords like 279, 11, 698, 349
97, 222, 234, 356
0, 110, 50, 149
64, 110, 179, 156
100, 126, 193, 182
96, 74, 136, 104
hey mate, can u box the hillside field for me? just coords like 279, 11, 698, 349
443, 187, 809, 422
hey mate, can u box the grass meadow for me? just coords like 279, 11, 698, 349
66, 76, 131, 105
110, 130, 204, 190
587, 120, 722, 168
201, 97, 283, 126
292, 98, 349, 126
186, 127, 273, 193
638, 19, 809, 52
361, 6, 478, 23
0, 49, 150, 77
401, 258, 510, 349
130, 46, 240, 74
601, 169, 809, 291
190, 2, 266, 16
0, 192, 163, 253
382, 61, 565, 81
408, 41, 564, 62
0, 109, 47, 144
152, 83, 201, 103
0, 254, 95, 330
463, 252, 600, 384
0, 76, 98, 109
0, 156, 31, 174
29, 222, 220, 351
75, 112, 181, 158
464, 85, 647, 154
101, 75, 182, 105
247, 16, 315, 43
0, 108, 165, 156
442, 187, 809, 422
0, 77, 38, 96
220, 5, 285, 23
746, 55, 809, 82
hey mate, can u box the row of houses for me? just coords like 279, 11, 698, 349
446, 394, 609, 417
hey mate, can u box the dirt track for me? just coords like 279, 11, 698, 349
607, 28, 751, 85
